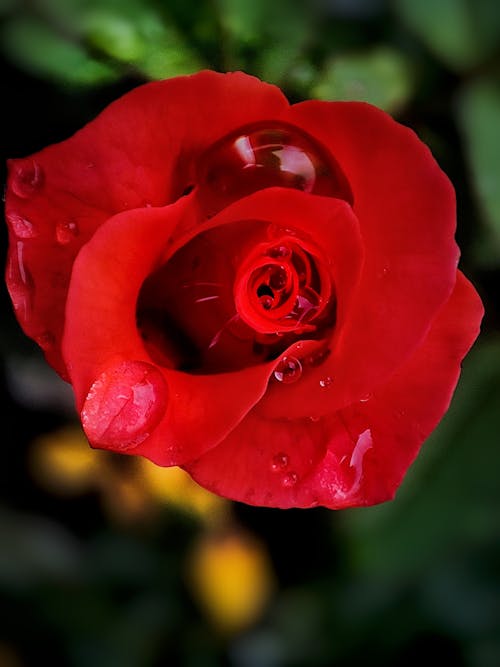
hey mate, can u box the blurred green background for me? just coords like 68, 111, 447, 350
1, 0, 499, 665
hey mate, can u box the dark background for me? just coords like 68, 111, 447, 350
1, 1, 499, 666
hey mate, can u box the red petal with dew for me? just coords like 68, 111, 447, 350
62, 200, 275, 465
5, 71, 288, 375
185, 272, 483, 508
273, 101, 460, 412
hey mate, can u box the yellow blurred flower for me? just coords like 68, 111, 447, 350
138, 458, 228, 525
30, 426, 229, 527
187, 530, 275, 635
30, 426, 101, 495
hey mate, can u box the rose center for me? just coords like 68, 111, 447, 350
234, 235, 331, 337
136, 222, 336, 374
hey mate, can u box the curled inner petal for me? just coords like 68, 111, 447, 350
136, 220, 336, 374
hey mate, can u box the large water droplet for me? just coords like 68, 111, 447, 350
197, 121, 353, 216
348, 428, 373, 494
274, 356, 303, 384
11, 159, 44, 199
7, 212, 37, 238
81, 360, 168, 450
56, 219, 80, 245
319, 376, 333, 389
270, 452, 289, 472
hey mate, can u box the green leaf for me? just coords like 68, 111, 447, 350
312, 47, 414, 114
395, 0, 500, 71
457, 77, 500, 264
1, 15, 120, 86
83, 6, 204, 79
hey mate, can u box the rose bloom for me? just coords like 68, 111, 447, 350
5, 71, 483, 509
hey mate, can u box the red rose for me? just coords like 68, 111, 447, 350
5, 71, 483, 509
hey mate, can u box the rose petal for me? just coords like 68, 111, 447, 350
284, 101, 459, 406
62, 201, 275, 465
6, 71, 289, 375
185, 272, 483, 508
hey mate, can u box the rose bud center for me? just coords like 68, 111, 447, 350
136, 222, 336, 376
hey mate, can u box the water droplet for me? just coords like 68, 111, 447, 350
269, 266, 288, 290
308, 415, 320, 422
197, 121, 352, 216
282, 471, 298, 487
274, 356, 303, 384
11, 159, 44, 199
359, 393, 372, 403
379, 265, 389, 278
270, 452, 289, 472
56, 219, 80, 245
81, 360, 168, 450
319, 376, 333, 389
6, 242, 34, 321
7, 212, 36, 238
348, 429, 373, 493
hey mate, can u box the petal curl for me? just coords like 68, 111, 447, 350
282, 101, 460, 408
62, 200, 275, 465
185, 272, 483, 508
6, 71, 289, 375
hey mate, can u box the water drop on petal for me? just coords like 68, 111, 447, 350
319, 376, 333, 389
6, 242, 34, 322
11, 159, 44, 199
7, 212, 37, 238
274, 356, 302, 384
56, 220, 80, 245
270, 452, 289, 472
82, 360, 167, 450
282, 471, 298, 487
198, 121, 352, 216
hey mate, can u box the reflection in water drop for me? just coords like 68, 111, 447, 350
197, 121, 353, 216
274, 356, 303, 384
319, 376, 333, 389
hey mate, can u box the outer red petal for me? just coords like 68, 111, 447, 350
185, 272, 483, 508
62, 200, 275, 465
5, 71, 288, 376
281, 101, 459, 408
